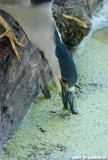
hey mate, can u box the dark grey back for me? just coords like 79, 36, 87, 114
31, 0, 53, 4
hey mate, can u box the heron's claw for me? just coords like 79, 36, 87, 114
71, 109, 78, 114
0, 15, 25, 62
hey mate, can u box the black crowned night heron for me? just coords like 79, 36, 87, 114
0, 0, 78, 114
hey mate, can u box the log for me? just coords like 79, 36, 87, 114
0, 10, 52, 147
0, 0, 102, 149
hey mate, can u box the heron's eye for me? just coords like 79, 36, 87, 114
61, 78, 67, 83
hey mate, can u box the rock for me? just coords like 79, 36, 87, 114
53, 0, 102, 53
87, 0, 102, 13
53, 0, 92, 53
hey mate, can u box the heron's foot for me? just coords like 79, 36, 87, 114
71, 109, 78, 114
63, 14, 88, 29
0, 15, 25, 62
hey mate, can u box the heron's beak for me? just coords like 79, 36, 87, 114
61, 83, 78, 114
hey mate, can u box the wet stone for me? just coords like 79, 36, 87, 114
92, 27, 108, 43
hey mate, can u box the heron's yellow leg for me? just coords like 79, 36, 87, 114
0, 15, 25, 62
63, 14, 88, 29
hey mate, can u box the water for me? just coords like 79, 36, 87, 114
75, 0, 108, 56
91, 0, 108, 31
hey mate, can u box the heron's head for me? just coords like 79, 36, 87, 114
54, 27, 78, 114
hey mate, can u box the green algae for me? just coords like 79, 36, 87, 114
92, 27, 108, 43
2, 36, 108, 160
